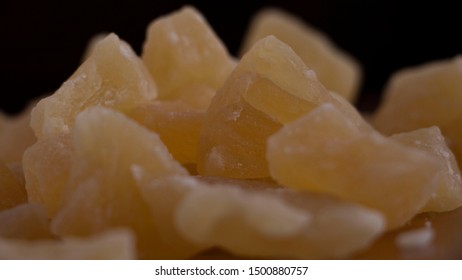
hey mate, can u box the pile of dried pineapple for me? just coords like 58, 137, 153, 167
1, 6, 462, 259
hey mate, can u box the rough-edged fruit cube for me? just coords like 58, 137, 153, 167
139, 175, 385, 259
142, 6, 235, 102
127, 101, 204, 164
0, 203, 52, 240
198, 36, 365, 179
241, 9, 361, 102
22, 135, 73, 217
267, 103, 439, 229
52, 107, 187, 259
31, 33, 157, 140
0, 229, 135, 259
81, 33, 108, 62
392, 126, 462, 213
373, 56, 462, 163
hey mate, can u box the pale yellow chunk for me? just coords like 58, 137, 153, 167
52, 107, 187, 259
31, 33, 157, 140
0, 229, 135, 260
128, 101, 204, 164
373, 56, 462, 162
142, 6, 235, 102
81, 33, 108, 62
0, 161, 27, 211
241, 9, 361, 102
23, 135, 73, 217
267, 104, 439, 229
139, 175, 385, 259
0, 103, 36, 164
198, 36, 365, 178
0, 203, 51, 240
392, 126, 462, 212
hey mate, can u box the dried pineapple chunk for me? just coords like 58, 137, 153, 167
392, 126, 462, 213
0, 229, 135, 260
0, 203, 51, 240
5, 5, 460, 260
139, 175, 385, 259
23, 135, 73, 217
267, 104, 439, 229
130, 6, 235, 164
142, 6, 235, 102
128, 101, 204, 164
198, 35, 364, 178
241, 9, 361, 102
373, 56, 462, 163
31, 33, 157, 140
52, 107, 187, 259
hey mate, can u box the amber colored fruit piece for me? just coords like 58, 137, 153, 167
31, 33, 157, 140
81, 33, 108, 62
0, 103, 36, 164
0, 229, 135, 260
142, 6, 235, 103
198, 36, 366, 178
0, 203, 51, 240
128, 101, 204, 164
0, 161, 27, 211
22, 135, 73, 217
52, 107, 187, 259
139, 175, 384, 259
267, 104, 439, 229
391, 126, 462, 213
241, 9, 361, 102
373, 56, 462, 162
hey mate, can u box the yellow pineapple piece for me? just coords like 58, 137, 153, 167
241, 9, 361, 102
128, 101, 204, 164
131, 6, 236, 164
373, 56, 462, 162
0, 161, 27, 211
52, 107, 188, 259
81, 33, 108, 62
139, 175, 384, 259
198, 36, 365, 178
0, 103, 36, 165
0, 203, 51, 240
0, 229, 135, 259
142, 6, 235, 103
31, 33, 157, 140
22, 135, 73, 217
392, 126, 462, 213
267, 104, 439, 229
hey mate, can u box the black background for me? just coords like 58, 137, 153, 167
1, 0, 461, 114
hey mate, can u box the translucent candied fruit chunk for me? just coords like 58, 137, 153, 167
373, 56, 462, 162
142, 6, 235, 102
241, 9, 361, 102
0, 203, 51, 240
52, 107, 187, 259
392, 126, 462, 213
31, 33, 157, 140
0, 161, 27, 211
198, 36, 365, 178
127, 101, 204, 164
139, 175, 385, 259
0, 229, 135, 260
267, 104, 439, 229
23, 135, 73, 217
